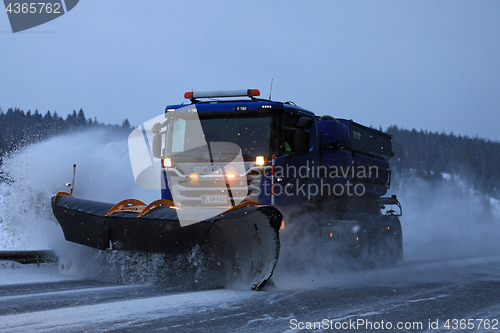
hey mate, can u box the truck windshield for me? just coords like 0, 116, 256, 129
166, 115, 276, 160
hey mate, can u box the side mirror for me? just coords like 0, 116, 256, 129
152, 122, 162, 134
297, 117, 313, 129
152, 133, 162, 158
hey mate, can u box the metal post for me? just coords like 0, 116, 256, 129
70, 164, 76, 195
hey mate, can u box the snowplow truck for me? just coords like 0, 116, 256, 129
51, 89, 402, 290
156, 90, 402, 263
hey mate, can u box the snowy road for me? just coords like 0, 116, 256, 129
1, 256, 500, 332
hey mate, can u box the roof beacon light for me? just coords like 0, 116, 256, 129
184, 89, 260, 99
247, 89, 260, 97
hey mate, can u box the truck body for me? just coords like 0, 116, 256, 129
154, 89, 402, 266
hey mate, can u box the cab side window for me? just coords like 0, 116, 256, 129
283, 114, 310, 156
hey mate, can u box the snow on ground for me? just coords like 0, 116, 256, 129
1, 255, 500, 332
274, 254, 500, 291
0, 260, 77, 286
0, 286, 258, 332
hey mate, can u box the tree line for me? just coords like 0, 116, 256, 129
0, 107, 131, 157
387, 125, 500, 198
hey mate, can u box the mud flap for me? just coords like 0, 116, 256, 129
208, 206, 282, 290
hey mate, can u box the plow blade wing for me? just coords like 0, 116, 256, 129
206, 206, 282, 290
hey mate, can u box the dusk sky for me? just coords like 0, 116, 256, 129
1, 1, 499, 141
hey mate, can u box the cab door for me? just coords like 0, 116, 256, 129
274, 112, 319, 207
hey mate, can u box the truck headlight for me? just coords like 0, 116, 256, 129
163, 158, 172, 167
255, 156, 265, 166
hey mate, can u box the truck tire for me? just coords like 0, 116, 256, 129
376, 216, 403, 267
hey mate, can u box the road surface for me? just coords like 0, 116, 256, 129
1, 255, 499, 332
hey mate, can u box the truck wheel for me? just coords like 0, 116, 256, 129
358, 228, 398, 269
381, 217, 403, 267
379, 234, 398, 267
353, 230, 377, 270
